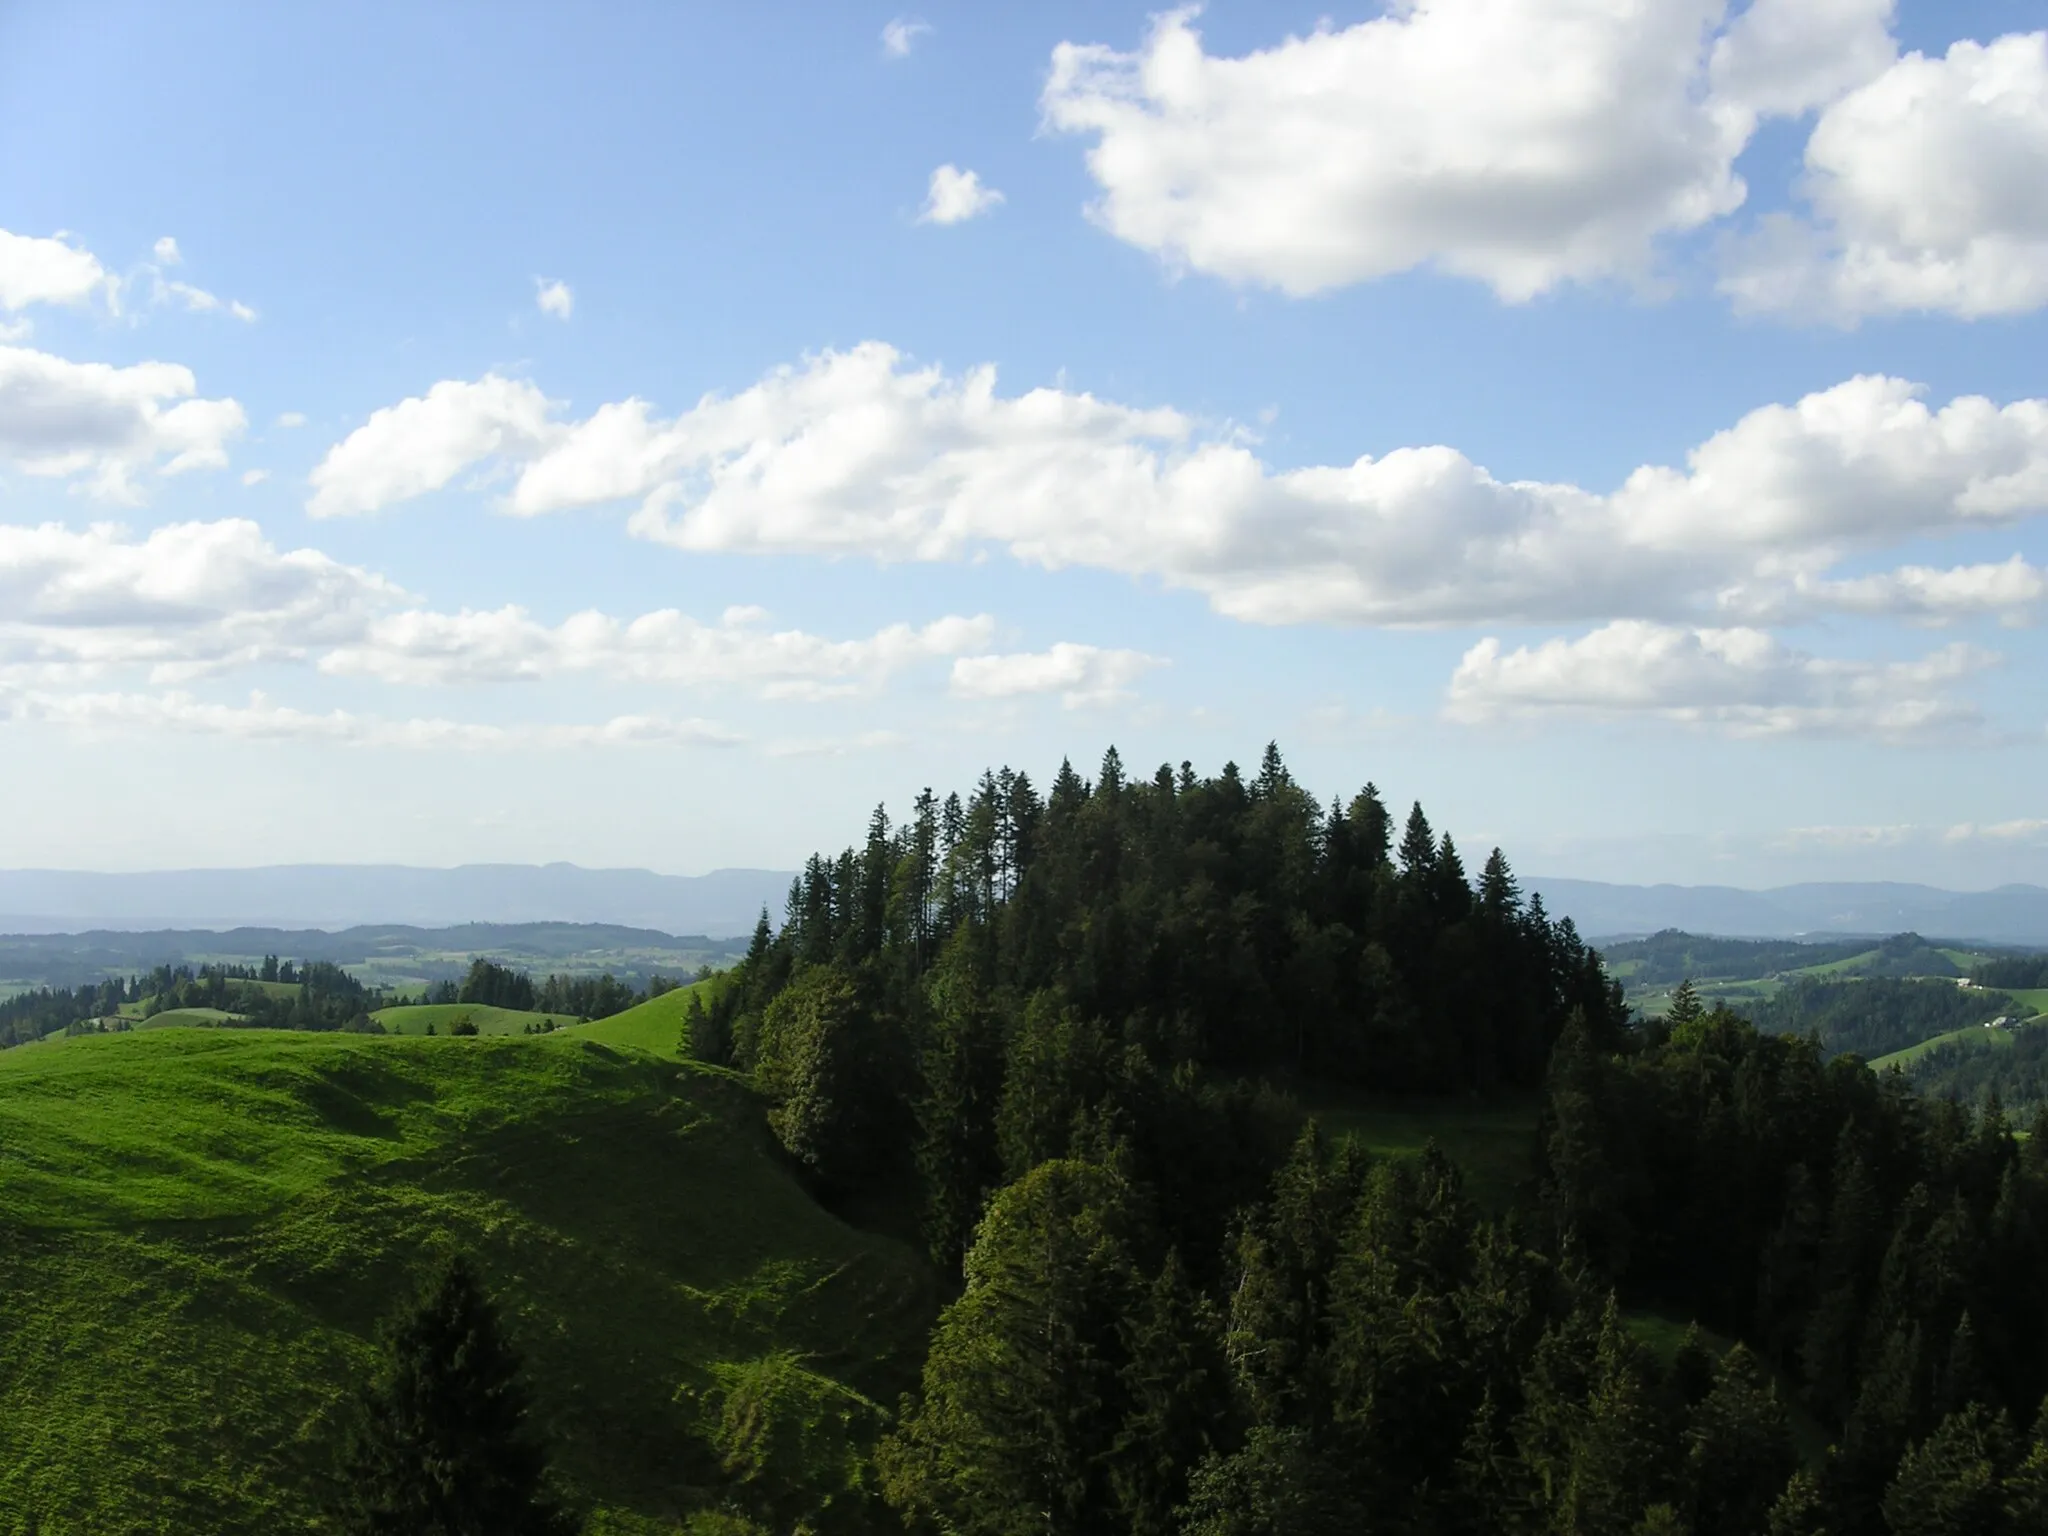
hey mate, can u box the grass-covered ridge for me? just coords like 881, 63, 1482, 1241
0, 1026, 934, 1534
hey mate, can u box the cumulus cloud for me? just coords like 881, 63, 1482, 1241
359, 346, 2048, 631
321, 606, 996, 697
0, 344, 246, 499
307, 375, 552, 517
919, 165, 1004, 225
1723, 32, 2048, 319
535, 278, 574, 319
1039, 1, 1905, 300
0, 228, 112, 312
0, 686, 742, 750
153, 237, 182, 266
240, 468, 269, 486
950, 643, 1164, 708
881, 17, 931, 58
1446, 621, 1994, 739
0, 519, 402, 682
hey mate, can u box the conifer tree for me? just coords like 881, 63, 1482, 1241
335, 1255, 574, 1535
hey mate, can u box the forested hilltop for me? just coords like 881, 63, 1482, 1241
676, 744, 2048, 1534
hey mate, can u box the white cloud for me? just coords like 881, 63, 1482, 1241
1708, 0, 1898, 120
881, 17, 931, 58
1783, 556, 2048, 626
152, 236, 182, 266
307, 375, 552, 517
1946, 818, 2048, 844
919, 165, 1004, 225
0, 229, 112, 312
0, 343, 246, 499
949, 643, 1164, 708
0, 686, 742, 751
0, 518, 401, 682
1723, 32, 2048, 319
439, 347, 2048, 630
1446, 621, 1994, 739
1039, 1, 1902, 301
766, 729, 908, 757
535, 278, 574, 320
276, 411, 308, 429
240, 468, 269, 486
320, 606, 996, 696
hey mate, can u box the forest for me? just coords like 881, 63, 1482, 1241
652, 745, 2048, 1534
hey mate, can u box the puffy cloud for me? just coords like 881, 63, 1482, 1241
1708, 0, 1897, 120
0, 518, 401, 681
152, 236, 182, 265
0, 344, 246, 499
0, 686, 741, 750
475, 348, 2048, 628
1039, 1, 1896, 300
240, 468, 270, 486
1446, 621, 1994, 739
320, 605, 996, 697
949, 643, 1164, 708
919, 165, 1004, 225
307, 375, 552, 517
535, 278, 574, 319
0, 229, 112, 312
881, 17, 930, 58
1723, 32, 2048, 319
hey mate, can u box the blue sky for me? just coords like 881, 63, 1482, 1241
2, 0, 2047, 888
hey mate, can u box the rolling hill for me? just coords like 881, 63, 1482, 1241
0, 1026, 935, 1534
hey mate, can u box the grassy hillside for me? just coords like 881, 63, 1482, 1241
0, 1028, 935, 1534
370, 1001, 569, 1035
136, 1006, 244, 1028
1870, 1025, 2018, 1071
561, 982, 706, 1057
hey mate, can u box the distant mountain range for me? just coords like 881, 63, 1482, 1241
1529, 879, 2048, 947
0, 865, 795, 939
6, 865, 2046, 949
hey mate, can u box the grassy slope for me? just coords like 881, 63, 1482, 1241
1302, 1095, 1538, 1212
2006, 987, 2048, 1018
136, 1006, 243, 1028
0, 1028, 934, 1535
561, 983, 705, 1057
371, 1002, 569, 1035
1870, 1025, 2018, 1071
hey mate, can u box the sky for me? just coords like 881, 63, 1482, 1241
1, 0, 2047, 889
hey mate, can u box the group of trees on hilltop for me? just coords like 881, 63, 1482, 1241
691, 744, 1621, 1270
420, 959, 676, 1022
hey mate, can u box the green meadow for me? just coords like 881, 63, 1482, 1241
0, 1025, 935, 1534
370, 1001, 573, 1035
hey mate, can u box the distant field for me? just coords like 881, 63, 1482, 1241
0, 1027, 934, 1532
2006, 987, 2048, 1018
370, 1002, 570, 1035
139, 1007, 244, 1028
1301, 1093, 1538, 1211
1869, 1026, 2017, 1071
1787, 950, 1880, 978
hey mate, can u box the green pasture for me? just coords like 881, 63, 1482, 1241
1301, 1093, 1539, 1212
1869, 1025, 2017, 1071
370, 1002, 570, 1035
0, 1028, 935, 1533
560, 982, 706, 1057
137, 1006, 244, 1028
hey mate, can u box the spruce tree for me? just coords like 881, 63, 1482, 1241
336, 1255, 574, 1535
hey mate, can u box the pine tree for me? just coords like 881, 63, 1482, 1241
1683, 1344, 1796, 1536
335, 1255, 574, 1535
1881, 1402, 2013, 1536
880, 1160, 1143, 1536
1666, 979, 1703, 1032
